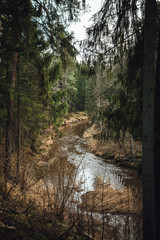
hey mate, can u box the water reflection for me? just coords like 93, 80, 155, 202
56, 121, 139, 192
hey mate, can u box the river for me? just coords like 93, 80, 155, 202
48, 120, 142, 240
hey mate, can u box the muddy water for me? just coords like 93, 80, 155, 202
50, 120, 142, 240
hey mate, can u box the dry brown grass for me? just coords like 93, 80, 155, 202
79, 181, 142, 215
83, 123, 142, 169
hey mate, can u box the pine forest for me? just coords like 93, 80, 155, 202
0, 0, 160, 239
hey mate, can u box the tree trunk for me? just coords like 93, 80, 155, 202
0, 13, 2, 65
154, 15, 160, 240
142, 0, 158, 239
5, 51, 18, 178
16, 65, 20, 178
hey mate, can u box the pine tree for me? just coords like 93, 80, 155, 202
1, 0, 84, 183
82, 1, 160, 238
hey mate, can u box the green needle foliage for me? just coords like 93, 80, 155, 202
0, 0, 84, 178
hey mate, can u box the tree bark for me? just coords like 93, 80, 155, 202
5, 51, 18, 178
0, 13, 2, 65
154, 15, 160, 240
142, 0, 158, 239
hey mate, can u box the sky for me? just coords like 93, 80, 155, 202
67, 0, 103, 60
68, 0, 102, 41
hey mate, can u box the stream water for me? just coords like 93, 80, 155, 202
49, 120, 142, 240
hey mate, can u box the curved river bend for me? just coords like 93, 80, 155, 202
49, 120, 142, 240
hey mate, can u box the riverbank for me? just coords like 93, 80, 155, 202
79, 180, 142, 214
38, 112, 88, 157
39, 112, 142, 171
61, 112, 88, 127
83, 122, 142, 170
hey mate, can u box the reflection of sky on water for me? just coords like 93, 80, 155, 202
56, 121, 138, 194
69, 151, 125, 192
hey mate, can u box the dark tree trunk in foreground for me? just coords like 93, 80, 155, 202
16, 66, 20, 177
154, 13, 160, 240
5, 52, 18, 177
142, 0, 159, 239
